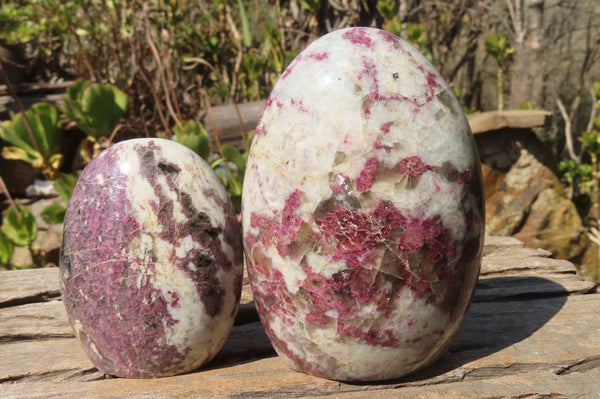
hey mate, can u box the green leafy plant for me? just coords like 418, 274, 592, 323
485, 33, 513, 111
377, 2, 435, 67
211, 134, 253, 213
405, 24, 435, 65
517, 101, 540, 110
0, 204, 55, 269
378, 0, 402, 37
0, 3, 45, 45
558, 159, 594, 218
61, 79, 129, 140
298, 0, 321, 14
558, 82, 600, 220
39, 171, 82, 225
60, 80, 128, 165
0, 102, 63, 179
236, 0, 252, 48
174, 120, 211, 161
0, 231, 14, 267
41, 203, 66, 225
1, 205, 37, 248
376, 0, 398, 21
53, 171, 80, 205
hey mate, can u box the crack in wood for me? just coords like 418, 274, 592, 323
0, 292, 61, 309
0, 334, 74, 344
553, 356, 600, 375
0, 367, 107, 384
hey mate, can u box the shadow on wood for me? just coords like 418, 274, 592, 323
390, 276, 568, 385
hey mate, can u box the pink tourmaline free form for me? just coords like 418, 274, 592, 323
242, 27, 484, 381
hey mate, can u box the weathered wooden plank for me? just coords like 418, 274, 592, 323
0, 298, 257, 345
473, 274, 596, 302
0, 267, 252, 305
0, 321, 274, 384
467, 110, 552, 134
0, 338, 97, 383
324, 369, 600, 399
484, 245, 551, 259
0, 81, 75, 96
2, 292, 599, 397
0, 268, 60, 307
204, 100, 266, 149
481, 254, 579, 276
1, 237, 597, 397
482, 235, 525, 255
0, 93, 65, 116
2, 269, 593, 343
0, 236, 578, 308
0, 300, 72, 341
3, 367, 598, 399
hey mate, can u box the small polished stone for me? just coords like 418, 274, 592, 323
60, 138, 243, 378
242, 27, 484, 381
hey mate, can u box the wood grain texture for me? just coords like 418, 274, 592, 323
467, 110, 552, 134
0, 237, 598, 398
0, 268, 60, 307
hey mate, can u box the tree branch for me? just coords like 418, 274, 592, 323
587, 84, 599, 133
556, 97, 580, 163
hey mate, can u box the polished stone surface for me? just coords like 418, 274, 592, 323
242, 27, 484, 381
60, 138, 243, 378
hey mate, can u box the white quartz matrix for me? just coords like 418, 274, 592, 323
242, 27, 484, 381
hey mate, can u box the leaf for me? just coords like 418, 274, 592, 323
210, 158, 226, 169
174, 120, 211, 160
41, 203, 66, 224
49, 153, 64, 171
382, 19, 402, 37
65, 79, 89, 103
227, 176, 243, 213
580, 130, 599, 153
236, 0, 252, 47
227, 175, 243, 197
61, 80, 128, 139
406, 24, 423, 44
54, 171, 81, 205
298, 0, 321, 13
80, 84, 128, 138
376, 0, 399, 21
222, 145, 246, 172
214, 168, 229, 186
558, 159, 576, 175
0, 102, 61, 163
1, 205, 37, 247
485, 33, 513, 62
0, 118, 40, 161
75, 28, 89, 36
246, 131, 255, 152
576, 163, 594, 181
518, 101, 534, 110
1, 146, 39, 164
0, 232, 14, 266
30, 103, 61, 157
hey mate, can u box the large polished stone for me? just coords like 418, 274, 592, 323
60, 138, 243, 378
242, 27, 484, 381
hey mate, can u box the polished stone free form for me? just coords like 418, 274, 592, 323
242, 27, 485, 381
60, 138, 243, 378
